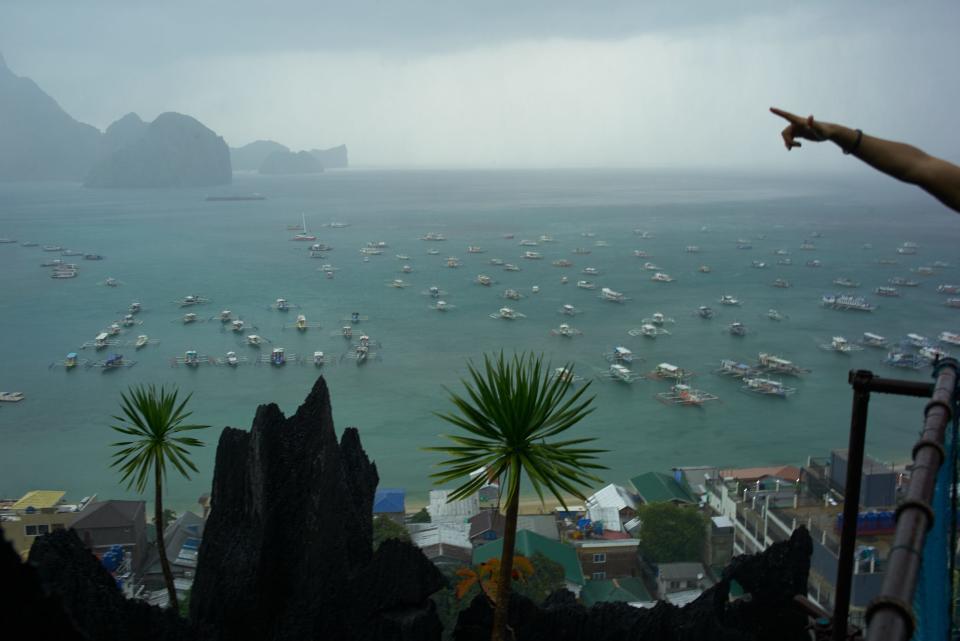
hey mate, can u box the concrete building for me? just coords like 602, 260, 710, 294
71, 499, 148, 575
142, 511, 204, 597
568, 531, 641, 581
427, 489, 480, 524
585, 483, 639, 532
373, 488, 406, 525
656, 562, 713, 606
468, 509, 505, 548
0, 490, 94, 560
409, 522, 473, 567
629, 472, 696, 506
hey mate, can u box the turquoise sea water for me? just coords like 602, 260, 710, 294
0, 169, 957, 513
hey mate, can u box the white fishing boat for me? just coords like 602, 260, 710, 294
475, 274, 493, 286
656, 383, 718, 406
552, 367, 584, 383
431, 300, 455, 311
360, 247, 383, 256
577, 280, 596, 290
772, 278, 791, 288
600, 287, 627, 303
751, 261, 767, 269
183, 313, 198, 323
874, 286, 900, 297
821, 294, 875, 311
503, 263, 521, 272
697, 306, 714, 319
219, 310, 232, 322
522, 251, 543, 260
715, 359, 754, 378
389, 279, 409, 288
420, 232, 446, 241
651, 272, 673, 283
606, 363, 638, 383
552, 259, 573, 267
231, 319, 245, 333
550, 323, 582, 338
135, 335, 149, 349
728, 322, 747, 336
905, 333, 928, 348
632, 249, 648, 258
247, 334, 263, 346
897, 242, 918, 255
128, 302, 142, 314
685, 246, 701, 253
503, 289, 522, 300
489, 258, 505, 266
296, 314, 308, 331
225, 351, 240, 367
939, 331, 960, 346
178, 295, 208, 307
120, 314, 137, 327
313, 351, 326, 367
861, 332, 888, 348
519, 239, 539, 246
427, 248, 441, 255
757, 353, 810, 376
467, 246, 485, 253
539, 235, 556, 243
50, 270, 77, 279
741, 377, 795, 398
531, 286, 540, 293
643, 312, 674, 325
642, 262, 660, 271
400, 264, 413, 273
699, 265, 712, 273
559, 304, 580, 316
94, 332, 111, 350
719, 295, 741, 306
582, 267, 601, 275
800, 241, 816, 250
446, 257, 461, 268
491, 307, 525, 320
821, 336, 862, 353
886, 350, 925, 369
920, 345, 950, 362
628, 323, 669, 338
424, 286, 446, 298
606, 346, 635, 364
341, 326, 353, 339
767, 309, 786, 321
106, 323, 122, 336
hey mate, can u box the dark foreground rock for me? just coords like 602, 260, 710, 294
453, 527, 813, 641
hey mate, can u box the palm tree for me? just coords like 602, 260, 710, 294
427, 353, 605, 641
110, 385, 208, 611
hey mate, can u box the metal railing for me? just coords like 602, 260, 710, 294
829, 360, 958, 641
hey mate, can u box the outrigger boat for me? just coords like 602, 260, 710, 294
806, 260, 822, 267
905, 333, 928, 348
861, 332, 889, 348
728, 322, 747, 337
430, 300, 455, 311
600, 287, 628, 303
135, 335, 150, 349
177, 295, 209, 307
503, 289, 523, 300
339, 326, 353, 339
885, 350, 925, 369
420, 232, 447, 241
446, 257, 461, 268
247, 334, 264, 346
489, 258, 505, 266
99, 353, 135, 370
699, 265, 712, 273
697, 306, 714, 319
651, 272, 674, 283
598, 363, 641, 384
551, 323, 582, 338
919, 346, 950, 362
719, 295, 741, 306
632, 249, 648, 258
50, 269, 77, 279
288, 314, 321, 331
522, 251, 543, 260
173, 350, 210, 367
821, 294, 875, 311
491, 307, 525, 320
261, 347, 291, 366
65, 352, 80, 369
120, 314, 138, 327
820, 336, 863, 353
222, 351, 248, 367
0, 391, 25, 402
531, 286, 540, 293
128, 302, 142, 314
467, 246, 485, 253
552, 259, 573, 267
643, 312, 675, 325
577, 280, 596, 290
218, 310, 232, 322
715, 359, 755, 378
751, 261, 767, 269
604, 346, 636, 364
582, 267, 601, 275
552, 367, 585, 384
475, 274, 493, 286
574, 248, 592, 255
313, 351, 326, 367
183, 313, 199, 324
647, 362, 693, 380
937, 284, 960, 294
83, 332, 118, 350
741, 377, 795, 398
756, 353, 810, 376
628, 323, 670, 338
833, 277, 861, 288
642, 262, 660, 271
272, 298, 292, 311
389, 279, 410, 288
874, 286, 900, 297
423, 286, 447, 298
559, 304, 581, 316
938, 331, 960, 346
231, 319, 246, 333
400, 264, 413, 273
946, 299, 960, 308
772, 278, 791, 288
341, 312, 369, 324
686, 245, 701, 253
503, 263, 521, 271
427, 248, 441, 255
539, 235, 557, 243
106, 323, 122, 336
341, 335, 379, 364
766, 309, 786, 321
888, 277, 920, 287
518, 239, 538, 246
656, 383, 718, 406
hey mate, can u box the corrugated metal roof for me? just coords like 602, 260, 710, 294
580, 577, 651, 607
473, 529, 584, 585
428, 489, 479, 523
12, 490, 65, 510
629, 472, 695, 504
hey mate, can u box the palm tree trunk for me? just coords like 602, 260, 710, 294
491, 481, 520, 641
155, 467, 179, 611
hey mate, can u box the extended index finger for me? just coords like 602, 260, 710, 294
770, 107, 804, 125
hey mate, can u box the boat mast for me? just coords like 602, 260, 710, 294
302, 213, 308, 235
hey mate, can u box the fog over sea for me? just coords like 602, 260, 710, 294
0, 169, 956, 512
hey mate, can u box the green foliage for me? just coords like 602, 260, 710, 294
636, 503, 708, 564
372, 515, 411, 550
109, 385, 209, 493
156, 508, 178, 529
432, 553, 567, 641
426, 352, 606, 507
409, 507, 431, 523
178, 588, 191, 619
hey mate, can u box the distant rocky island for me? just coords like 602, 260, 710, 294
0, 51, 348, 186
231, 140, 349, 174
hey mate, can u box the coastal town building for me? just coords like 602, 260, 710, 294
629, 472, 696, 506
70, 499, 148, 575
0, 490, 94, 559
373, 488, 406, 525
656, 562, 713, 606
468, 509, 505, 547
580, 577, 653, 607
585, 483, 638, 532
142, 511, 204, 601
427, 489, 480, 524
409, 522, 473, 567
473, 529, 585, 595
516, 514, 560, 541
567, 530, 641, 581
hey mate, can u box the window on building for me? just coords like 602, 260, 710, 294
669, 580, 680, 590
592, 553, 606, 564
592, 572, 606, 580
37, 524, 49, 535
25, 525, 37, 536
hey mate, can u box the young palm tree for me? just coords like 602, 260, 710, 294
428, 352, 605, 641
110, 385, 208, 611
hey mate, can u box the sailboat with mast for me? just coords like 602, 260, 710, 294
291, 214, 316, 241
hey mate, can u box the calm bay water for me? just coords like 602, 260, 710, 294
0, 169, 956, 512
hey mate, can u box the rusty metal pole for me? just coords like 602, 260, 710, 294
833, 370, 874, 641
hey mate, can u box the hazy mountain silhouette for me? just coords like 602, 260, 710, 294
230, 140, 290, 171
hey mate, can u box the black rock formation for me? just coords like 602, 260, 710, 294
258, 149, 324, 175
453, 527, 814, 641
310, 144, 349, 169
190, 376, 445, 641
229, 139, 290, 171
85, 112, 231, 188
0, 51, 102, 181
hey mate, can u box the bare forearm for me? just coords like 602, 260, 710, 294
825, 124, 960, 213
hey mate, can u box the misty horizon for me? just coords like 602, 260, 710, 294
2, 1, 959, 170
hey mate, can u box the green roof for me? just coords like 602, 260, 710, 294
629, 472, 696, 504
580, 577, 652, 607
472, 529, 584, 586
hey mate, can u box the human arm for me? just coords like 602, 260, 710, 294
770, 107, 960, 214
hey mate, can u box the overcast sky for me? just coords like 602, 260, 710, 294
2, 1, 958, 169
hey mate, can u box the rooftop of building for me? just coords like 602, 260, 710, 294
629, 472, 696, 504
580, 577, 652, 607
473, 529, 585, 586
11, 490, 66, 510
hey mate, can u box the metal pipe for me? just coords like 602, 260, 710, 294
833, 370, 874, 641
865, 358, 958, 641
